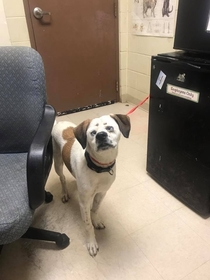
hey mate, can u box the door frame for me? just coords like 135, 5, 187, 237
23, 0, 120, 105
23, 0, 37, 49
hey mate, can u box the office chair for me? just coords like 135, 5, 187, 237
0, 46, 70, 252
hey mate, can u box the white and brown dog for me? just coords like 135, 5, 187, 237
52, 114, 131, 256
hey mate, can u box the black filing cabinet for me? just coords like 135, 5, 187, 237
147, 52, 210, 216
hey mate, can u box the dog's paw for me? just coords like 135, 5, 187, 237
61, 193, 70, 203
91, 213, 106, 230
87, 240, 99, 257
92, 220, 106, 230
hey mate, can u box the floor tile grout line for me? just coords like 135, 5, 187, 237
173, 210, 210, 249
142, 181, 185, 214
128, 211, 173, 237
179, 259, 210, 280
128, 230, 165, 280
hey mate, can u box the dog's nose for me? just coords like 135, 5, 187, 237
96, 131, 108, 141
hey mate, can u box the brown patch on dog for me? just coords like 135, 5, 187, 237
73, 119, 91, 149
62, 127, 75, 172
110, 114, 131, 138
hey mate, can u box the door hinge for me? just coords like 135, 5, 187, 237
115, 81, 119, 92
114, 2, 118, 18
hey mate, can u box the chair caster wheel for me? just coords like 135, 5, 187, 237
45, 191, 53, 203
56, 234, 70, 249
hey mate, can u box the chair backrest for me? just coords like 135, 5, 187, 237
0, 46, 47, 153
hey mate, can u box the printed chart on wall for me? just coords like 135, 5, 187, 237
132, 0, 175, 37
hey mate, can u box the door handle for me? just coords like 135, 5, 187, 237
33, 7, 51, 20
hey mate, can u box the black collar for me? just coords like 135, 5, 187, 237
85, 151, 115, 175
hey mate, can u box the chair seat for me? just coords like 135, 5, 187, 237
0, 153, 34, 245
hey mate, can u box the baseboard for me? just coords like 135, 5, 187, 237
122, 94, 149, 111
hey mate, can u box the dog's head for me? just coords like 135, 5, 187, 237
73, 114, 131, 151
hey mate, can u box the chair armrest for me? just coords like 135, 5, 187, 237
27, 105, 56, 210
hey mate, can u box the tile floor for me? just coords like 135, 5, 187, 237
1, 102, 210, 280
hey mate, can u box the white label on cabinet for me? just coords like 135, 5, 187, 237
156, 71, 166, 89
167, 84, 200, 103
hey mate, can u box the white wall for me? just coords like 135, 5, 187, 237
124, 0, 179, 110
2, 0, 30, 46
118, 0, 129, 101
0, 0, 11, 45
119, 0, 128, 102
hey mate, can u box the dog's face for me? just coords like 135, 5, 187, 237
74, 114, 131, 152
87, 115, 122, 152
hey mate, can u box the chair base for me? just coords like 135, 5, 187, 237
23, 191, 69, 249
22, 227, 70, 249
0, 192, 69, 252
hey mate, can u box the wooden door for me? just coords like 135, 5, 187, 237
23, 0, 119, 114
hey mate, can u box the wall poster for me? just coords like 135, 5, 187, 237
132, 0, 175, 37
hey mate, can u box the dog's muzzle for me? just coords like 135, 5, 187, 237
96, 131, 108, 141
96, 131, 114, 151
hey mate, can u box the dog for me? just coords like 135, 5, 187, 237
143, 0, 157, 18
162, 0, 173, 17
52, 114, 131, 256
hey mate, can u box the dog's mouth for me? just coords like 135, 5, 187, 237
97, 142, 115, 151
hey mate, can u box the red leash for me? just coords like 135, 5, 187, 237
126, 95, 150, 115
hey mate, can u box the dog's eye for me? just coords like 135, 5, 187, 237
106, 126, 114, 132
91, 130, 97, 136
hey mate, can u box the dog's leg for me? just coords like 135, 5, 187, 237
53, 140, 70, 203
79, 195, 99, 257
91, 192, 106, 230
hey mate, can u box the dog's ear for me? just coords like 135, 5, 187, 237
110, 114, 131, 138
73, 119, 91, 149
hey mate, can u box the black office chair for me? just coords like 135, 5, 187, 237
0, 46, 70, 252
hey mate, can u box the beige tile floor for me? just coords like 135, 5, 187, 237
1, 102, 210, 280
